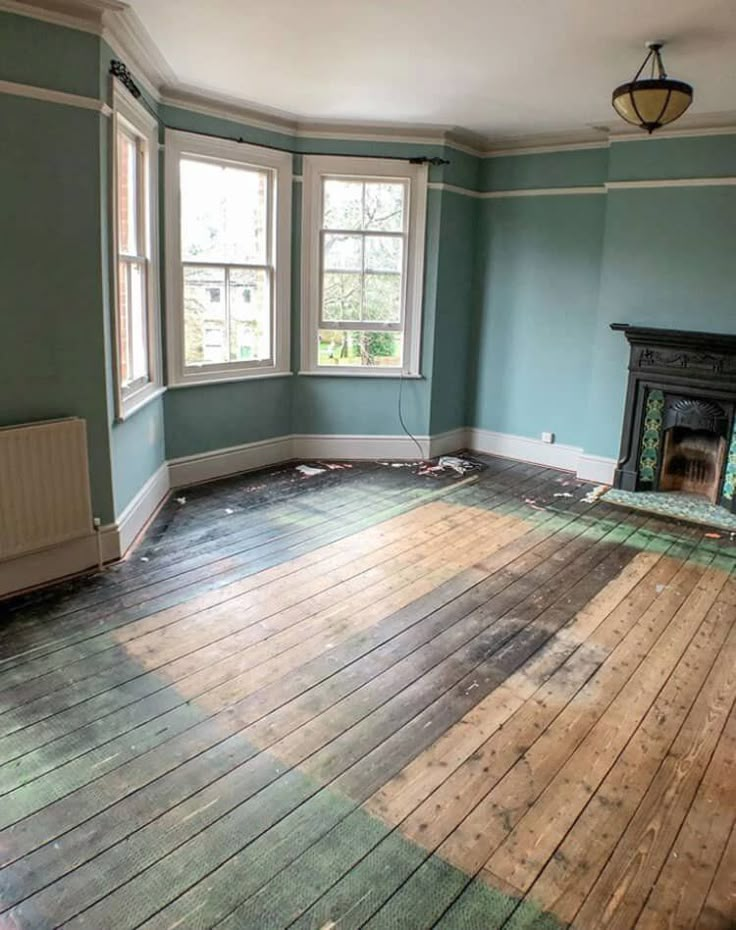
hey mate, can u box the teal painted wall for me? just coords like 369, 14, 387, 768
471, 134, 736, 465
429, 190, 479, 435
164, 379, 293, 459
480, 146, 608, 191
111, 397, 166, 511
471, 193, 606, 447
607, 134, 736, 181
0, 10, 100, 97
0, 91, 115, 523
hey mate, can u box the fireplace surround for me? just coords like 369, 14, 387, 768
611, 324, 736, 513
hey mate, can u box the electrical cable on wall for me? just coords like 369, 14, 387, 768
398, 373, 426, 461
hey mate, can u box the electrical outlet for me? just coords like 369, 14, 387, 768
541, 431, 555, 444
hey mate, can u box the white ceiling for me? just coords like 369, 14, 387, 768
125, 0, 736, 145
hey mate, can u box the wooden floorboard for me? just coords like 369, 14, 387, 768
1, 457, 734, 930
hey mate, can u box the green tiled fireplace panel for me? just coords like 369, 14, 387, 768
638, 389, 665, 486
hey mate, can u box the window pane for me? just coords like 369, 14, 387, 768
322, 272, 362, 323
363, 182, 405, 231
318, 329, 403, 367
117, 131, 138, 256
183, 266, 271, 366
118, 259, 148, 389
228, 268, 271, 362
364, 236, 402, 273
184, 266, 226, 365
363, 273, 402, 323
323, 179, 363, 230
117, 260, 130, 385
323, 234, 362, 272
180, 158, 269, 264
128, 262, 148, 383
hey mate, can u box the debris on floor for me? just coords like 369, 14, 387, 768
417, 455, 483, 478
553, 491, 574, 498
319, 462, 353, 470
582, 485, 608, 504
438, 455, 477, 475
524, 498, 545, 510
417, 462, 446, 476
295, 464, 326, 477
705, 532, 722, 539
175, 496, 187, 505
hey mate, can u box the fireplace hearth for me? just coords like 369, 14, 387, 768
611, 324, 736, 513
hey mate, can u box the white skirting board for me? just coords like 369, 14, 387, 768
465, 428, 582, 472
465, 428, 617, 485
112, 462, 171, 556
575, 452, 617, 485
1, 428, 615, 598
168, 436, 296, 489
167, 430, 466, 489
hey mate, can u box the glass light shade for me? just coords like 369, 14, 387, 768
612, 79, 693, 133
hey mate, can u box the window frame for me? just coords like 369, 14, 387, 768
111, 85, 162, 420
300, 155, 428, 377
164, 130, 292, 386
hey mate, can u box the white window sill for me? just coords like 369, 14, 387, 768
116, 384, 166, 423
297, 370, 425, 380
168, 371, 294, 389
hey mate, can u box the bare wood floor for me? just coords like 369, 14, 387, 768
0, 456, 734, 930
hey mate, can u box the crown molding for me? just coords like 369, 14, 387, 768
160, 84, 297, 135
102, 6, 177, 102
5, 0, 736, 157
159, 83, 478, 151
609, 122, 736, 144
482, 138, 610, 158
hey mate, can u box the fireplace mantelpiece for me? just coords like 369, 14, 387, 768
611, 324, 736, 511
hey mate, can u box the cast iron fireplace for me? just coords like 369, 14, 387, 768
611, 324, 736, 513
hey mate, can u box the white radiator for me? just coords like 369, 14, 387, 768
0, 418, 93, 560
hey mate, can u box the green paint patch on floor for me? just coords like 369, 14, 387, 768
130, 725, 569, 930
603, 488, 736, 533
207, 779, 570, 930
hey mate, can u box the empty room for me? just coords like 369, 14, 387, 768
1, 0, 736, 927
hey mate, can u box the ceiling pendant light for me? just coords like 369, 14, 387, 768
612, 42, 693, 133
